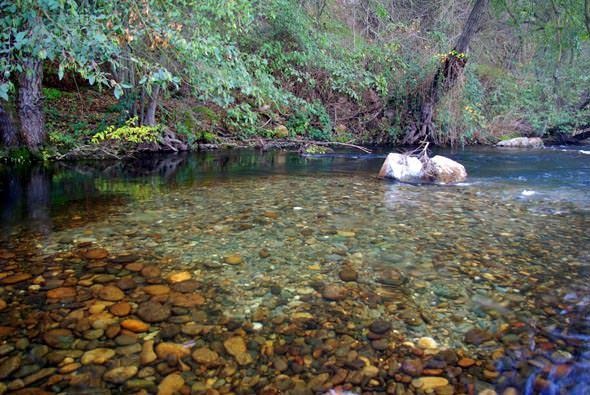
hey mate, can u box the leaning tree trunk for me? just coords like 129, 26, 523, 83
0, 102, 19, 146
142, 85, 160, 126
18, 58, 45, 149
405, 0, 489, 145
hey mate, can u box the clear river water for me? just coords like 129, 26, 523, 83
0, 146, 588, 395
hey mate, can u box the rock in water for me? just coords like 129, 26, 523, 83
104, 366, 138, 383
158, 373, 184, 395
411, 376, 449, 390
155, 342, 190, 360
84, 248, 109, 259
43, 329, 74, 349
497, 137, 544, 148
46, 287, 77, 300
137, 301, 171, 323
192, 347, 220, 366
0, 355, 21, 379
379, 152, 467, 184
369, 319, 391, 334
427, 155, 467, 184
140, 340, 157, 365
81, 348, 116, 365
417, 337, 438, 350
121, 319, 150, 333
464, 328, 493, 345
378, 153, 423, 182
339, 268, 358, 282
321, 284, 347, 301
224, 336, 253, 365
224, 254, 243, 265
98, 285, 125, 301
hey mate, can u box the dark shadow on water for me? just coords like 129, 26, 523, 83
0, 165, 52, 238
0, 149, 387, 237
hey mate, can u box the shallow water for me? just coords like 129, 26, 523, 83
0, 146, 589, 394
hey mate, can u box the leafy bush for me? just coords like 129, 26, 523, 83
287, 101, 332, 140
49, 131, 77, 149
226, 103, 261, 138
91, 117, 160, 144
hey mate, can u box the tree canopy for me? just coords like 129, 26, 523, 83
1, 0, 589, 152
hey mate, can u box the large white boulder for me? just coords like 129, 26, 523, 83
497, 137, 544, 148
379, 153, 467, 184
378, 153, 423, 182
426, 155, 467, 184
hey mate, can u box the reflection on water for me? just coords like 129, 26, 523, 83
0, 147, 589, 394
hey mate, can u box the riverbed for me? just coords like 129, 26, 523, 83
0, 146, 589, 394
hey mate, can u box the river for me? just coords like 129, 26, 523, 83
0, 146, 589, 394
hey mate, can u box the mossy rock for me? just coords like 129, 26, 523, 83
301, 144, 332, 154
197, 131, 216, 143
273, 125, 290, 138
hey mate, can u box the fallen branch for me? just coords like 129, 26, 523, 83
285, 139, 372, 153
55, 144, 124, 160
237, 138, 372, 153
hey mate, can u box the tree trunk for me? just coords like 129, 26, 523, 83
18, 58, 45, 149
142, 85, 160, 126
584, 0, 590, 38
405, 0, 489, 145
0, 102, 19, 146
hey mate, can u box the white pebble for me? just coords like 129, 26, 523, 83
417, 337, 438, 350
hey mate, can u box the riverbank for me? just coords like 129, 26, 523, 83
3, 136, 588, 166
4, 84, 589, 164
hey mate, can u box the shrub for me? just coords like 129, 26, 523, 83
91, 117, 160, 144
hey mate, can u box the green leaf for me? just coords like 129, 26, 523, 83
114, 84, 123, 99
0, 83, 9, 101
58, 64, 65, 80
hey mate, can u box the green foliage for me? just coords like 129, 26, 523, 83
0, 0, 119, 99
3, 0, 590, 149
287, 101, 332, 140
42, 87, 64, 101
49, 130, 77, 149
194, 106, 220, 122
91, 117, 160, 144
175, 113, 217, 145
0, 147, 32, 165
226, 103, 261, 138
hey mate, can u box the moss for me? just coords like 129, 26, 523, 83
42, 87, 65, 101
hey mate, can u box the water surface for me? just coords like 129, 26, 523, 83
0, 146, 589, 394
